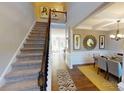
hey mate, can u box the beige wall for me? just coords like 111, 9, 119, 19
33, 2, 65, 22
66, 2, 103, 28
0, 2, 35, 76
66, 2, 103, 54
107, 30, 124, 52
72, 29, 109, 51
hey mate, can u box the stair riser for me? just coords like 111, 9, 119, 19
24, 44, 44, 48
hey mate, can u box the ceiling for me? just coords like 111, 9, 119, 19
76, 3, 124, 31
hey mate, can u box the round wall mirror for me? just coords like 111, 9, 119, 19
83, 35, 97, 50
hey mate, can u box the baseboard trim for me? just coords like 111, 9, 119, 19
0, 20, 36, 87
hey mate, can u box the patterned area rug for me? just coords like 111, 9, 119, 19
57, 69, 77, 91
78, 65, 118, 91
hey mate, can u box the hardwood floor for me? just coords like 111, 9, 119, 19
68, 65, 99, 91
52, 52, 99, 91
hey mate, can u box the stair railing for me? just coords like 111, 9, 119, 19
38, 9, 67, 91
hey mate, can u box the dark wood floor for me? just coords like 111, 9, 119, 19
52, 52, 99, 91
68, 65, 99, 91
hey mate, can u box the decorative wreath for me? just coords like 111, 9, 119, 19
83, 35, 97, 50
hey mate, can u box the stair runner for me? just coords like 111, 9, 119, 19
0, 22, 48, 91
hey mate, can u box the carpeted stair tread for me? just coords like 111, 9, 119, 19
12, 60, 41, 68
29, 33, 45, 36
32, 27, 47, 29
30, 31, 46, 34
12, 61, 41, 69
28, 36, 45, 39
31, 29, 46, 31
24, 43, 44, 46
0, 78, 39, 91
17, 53, 43, 57
22, 87, 40, 91
27, 38, 45, 41
31, 30, 46, 32
24, 42, 44, 45
20, 48, 44, 54
12, 62, 41, 70
31, 29, 46, 32
33, 26, 46, 31
26, 38, 45, 41
16, 53, 43, 62
26, 39, 45, 42
26, 40, 45, 44
23, 43, 44, 48
14, 60, 42, 63
21, 48, 44, 51
35, 22, 48, 24
5, 68, 40, 83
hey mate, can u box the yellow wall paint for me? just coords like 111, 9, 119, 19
33, 2, 65, 22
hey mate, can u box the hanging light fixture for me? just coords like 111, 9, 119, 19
110, 20, 124, 41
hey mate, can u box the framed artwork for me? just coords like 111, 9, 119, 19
51, 8, 58, 19
73, 34, 81, 50
40, 6, 49, 18
83, 35, 97, 50
99, 35, 105, 49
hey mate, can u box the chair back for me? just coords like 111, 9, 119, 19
107, 59, 122, 78
97, 57, 107, 71
93, 54, 100, 62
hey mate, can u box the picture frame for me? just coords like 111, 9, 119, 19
99, 35, 105, 49
40, 6, 49, 18
51, 8, 59, 19
73, 34, 81, 50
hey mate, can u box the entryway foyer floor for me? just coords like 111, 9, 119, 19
51, 52, 99, 91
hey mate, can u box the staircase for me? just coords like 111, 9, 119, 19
0, 22, 48, 91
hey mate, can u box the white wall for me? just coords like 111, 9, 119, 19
51, 23, 66, 52
0, 3, 35, 76
69, 50, 114, 68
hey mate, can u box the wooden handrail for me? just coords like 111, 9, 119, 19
38, 9, 66, 91
51, 10, 67, 14
51, 10, 67, 22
